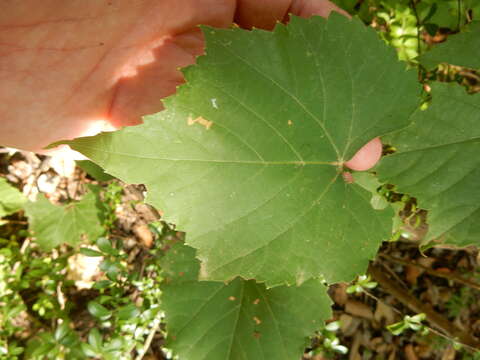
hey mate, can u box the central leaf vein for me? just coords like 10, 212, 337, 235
209, 173, 340, 276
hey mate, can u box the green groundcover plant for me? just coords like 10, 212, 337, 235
2, 5, 480, 359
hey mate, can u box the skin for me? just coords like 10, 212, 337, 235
344, 137, 382, 171
0, 0, 380, 170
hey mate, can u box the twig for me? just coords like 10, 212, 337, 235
57, 282, 66, 310
19, 237, 30, 253
12, 238, 31, 273
135, 315, 162, 360
363, 289, 471, 347
380, 253, 480, 291
379, 260, 409, 290
4, 220, 28, 225
369, 262, 480, 350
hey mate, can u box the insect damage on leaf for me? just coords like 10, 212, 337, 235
187, 115, 213, 130
376, 83, 480, 247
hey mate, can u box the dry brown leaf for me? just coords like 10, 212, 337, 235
405, 344, 418, 360
346, 300, 374, 320
339, 314, 361, 336
330, 282, 348, 306
405, 264, 423, 285
349, 333, 362, 360
374, 301, 395, 325
133, 223, 153, 248
388, 349, 396, 360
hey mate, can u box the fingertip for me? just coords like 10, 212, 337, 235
288, 0, 351, 19
234, 0, 291, 30
344, 137, 383, 171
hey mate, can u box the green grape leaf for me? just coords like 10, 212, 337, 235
62, 14, 418, 286
376, 83, 480, 247
419, 21, 480, 70
25, 190, 104, 250
0, 177, 26, 219
161, 243, 331, 360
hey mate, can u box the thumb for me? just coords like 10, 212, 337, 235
234, 0, 347, 30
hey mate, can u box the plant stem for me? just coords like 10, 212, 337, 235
369, 262, 480, 350
135, 315, 162, 360
380, 253, 480, 291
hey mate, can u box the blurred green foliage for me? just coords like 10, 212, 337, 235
0, 180, 175, 359
333, 0, 480, 61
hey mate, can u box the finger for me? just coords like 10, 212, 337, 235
287, 0, 350, 18
235, 0, 291, 30
108, 29, 205, 128
344, 137, 383, 171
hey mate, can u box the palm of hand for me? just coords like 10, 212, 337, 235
1, 0, 378, 170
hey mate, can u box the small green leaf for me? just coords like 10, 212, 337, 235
79, 247, 104, 257
417, 0, 469, 29
81, 343, 100, 357
31, 342, 55, 357
105, 337, 125, 352
10, 346, 24, 356
421, 3, 438, 23
117, 303, 140, 321
54, 322, 70, 342
25, 191, 104, 250
387, 321, 406, 335
87, 301, 112, 320
325, 321, 341, 332
88, 328, 103, 350
96, 237, 118, 256
0, 177, 26, 218
93, 280, 112, 290
100, 259, 122, 281
424, 23, 438, 37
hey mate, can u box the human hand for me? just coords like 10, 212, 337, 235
0, 0, 380, 170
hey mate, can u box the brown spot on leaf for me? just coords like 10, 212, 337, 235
228, 296, 236, 301
187, 116, 213, 130
253, 316, 261, 325
253, 298, 260, 305
253, 331, 261, 339
287, 120, 293, 126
